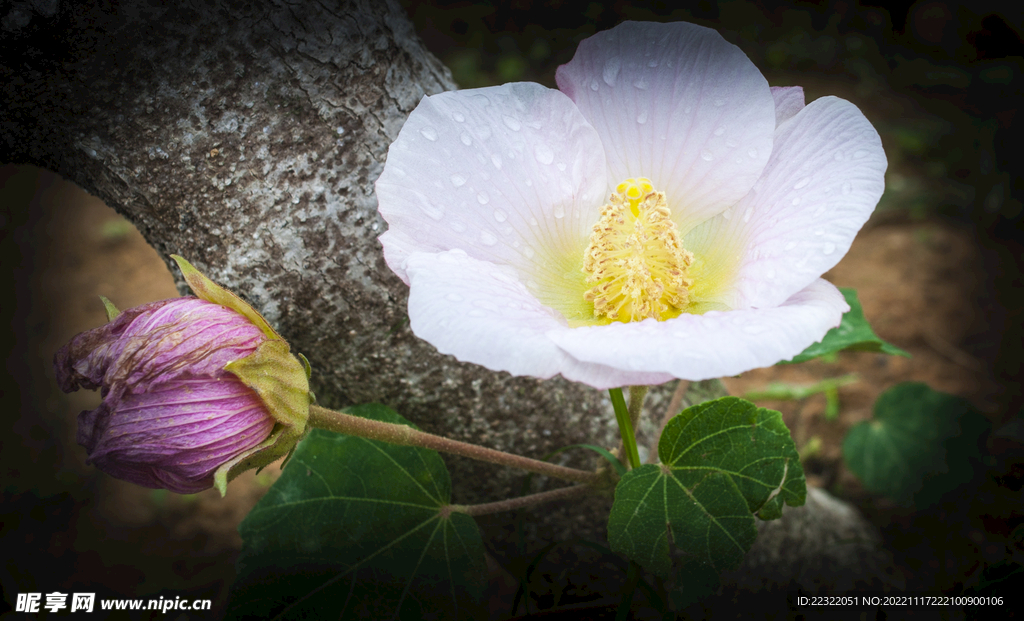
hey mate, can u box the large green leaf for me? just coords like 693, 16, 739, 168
227, 404, 487, 620
843, 382, 987, 506
608, 397, 805, 587
786, 287, 909, 363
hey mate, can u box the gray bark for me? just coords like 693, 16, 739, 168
1, 0, 623, 536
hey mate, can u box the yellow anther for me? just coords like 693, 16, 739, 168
582, 180, 693, 323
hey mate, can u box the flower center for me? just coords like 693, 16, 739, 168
582, 178, 693, 322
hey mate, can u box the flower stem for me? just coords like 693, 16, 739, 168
609, 388, 642, 470
450, 484, 593, 517
308, 405, 598, 485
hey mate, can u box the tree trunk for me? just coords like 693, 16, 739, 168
1, 0, 625, 538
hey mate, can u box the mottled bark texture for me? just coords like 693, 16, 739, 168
0, 0, 623, 536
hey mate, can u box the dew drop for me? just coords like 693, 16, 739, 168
814, 206, 826, 217
460, 132, 472, 146
841, 182, 853, 195
637, 110, 648, 124
491, 153, 502, 169
713, 98, 726, 107
633, 76, 648, 90
647, 58, 658, 68
823, 242, 836, 255
477, 192, 489, 205
556, 162, 566, 171
784, 241, 797, 250
474, 125, 492, 140
534, 143, 554, 165
468, 309, 487, 318
529, 217, 538, 226
853, 149, 867, 159
743, 207, 753, 223
445, 293, 464, 302
525, 179, 533, 187
814, 229, 824, 236
502, 116, 521, 131
523, 246, 536, 258
493, 209, 507, 222
792, 197, 801, 205
766, 268, 776, 279
700, 150, 713, 162
748, 148, 758, 158
793, 177, 811, 189
602, 56, 621, 86
419, 127, 438, 141
590, 80, 599, 91
480, 230, 497, 246
450, 220, 467, 232
450, 173, 466, 187
713, 126, 725, 136
553, 203, 566, 219
453, 112, 465, 122
721, 207, 733, 220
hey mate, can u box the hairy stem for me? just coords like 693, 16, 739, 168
308, 405, 599, 485
451, 484, 594, 517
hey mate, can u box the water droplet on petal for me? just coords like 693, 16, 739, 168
637, 110, 648, 124
633, 76, 648, 90
468, 309, 486, 318
792, 197, 801, 205
502, 116, 521, 131
534, 143, 554, 165
453, 112, 465, 122
445, 293, 463, 302
450, 220, 467, 232
553, 203, 565, 219
477, 192, 489, 205
529, 217, 538, 226
853, 150, 867, 159
480, 230, 497, 246
713, 98, 726, 107
814, 229, 824, 236
491, 153, 502, 169
647, 58, 658, 68
419, 127, 438, 141
766, 268, 776, 279
590, 80, 599, 91
721, 207, 733, 220
794, 177, 811, 189
602, 56, 621, 86
748, 148, 758, 158
523, 246, 535, 258
460, 132, 472, 146
743, 207, 753, 222
823, 242, 836, 255
784, 241, 797, 250
474, 125, 492, 140
834, 151, 844, 161
841, 182, 853, 195
493, 209, 507, 222
714, 126, 725, 136
701, 150, 713, 161
450, 174, 466, 187
814, 206, 826, 216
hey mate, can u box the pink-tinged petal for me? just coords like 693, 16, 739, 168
723, 96, 886, 309
549, 279, 848, 380
771, 86, 805, 127
405, 250, 674, 389
555, 21, 775, 234
377, 82, 607, 284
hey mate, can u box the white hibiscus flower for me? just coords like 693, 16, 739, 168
376, 21, 886, 390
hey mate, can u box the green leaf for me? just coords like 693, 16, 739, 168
227, 403, 486, 620
608, 397, 805, 586
786, 288, 910, 363
843, 382, 988, 506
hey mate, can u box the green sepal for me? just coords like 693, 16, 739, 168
99, 296, 120, 321
213, 339, 312, 496
170, 254, 283, 341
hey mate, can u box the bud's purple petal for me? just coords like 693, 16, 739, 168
56, 297, 276, 494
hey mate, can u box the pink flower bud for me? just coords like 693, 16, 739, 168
55, 297, 277, 493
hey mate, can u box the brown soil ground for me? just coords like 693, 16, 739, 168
1, 158, 1011, 618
